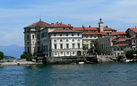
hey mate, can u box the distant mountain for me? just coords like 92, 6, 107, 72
0, 45, 24, 59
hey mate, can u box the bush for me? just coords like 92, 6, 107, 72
125, 50, 135, 59
20, 53, 34, 61
0, 51, 4, 60
20, 54, 26, 59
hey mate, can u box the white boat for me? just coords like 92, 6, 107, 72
78, 62, 85, 64
125, 59, 133, 62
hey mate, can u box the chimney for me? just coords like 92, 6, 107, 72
89, 25, 91, 28
51, 23, 54, 25
106, 26, 108, 28
68, 24, 71, 26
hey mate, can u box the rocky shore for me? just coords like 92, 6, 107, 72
0, 59, 43, 66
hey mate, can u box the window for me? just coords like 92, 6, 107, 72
37, 47, 40, 52
54, 33, 56, 36
72, 33, 74, 36
94, 36, 96, 38
72, 44, 75, 49
27, 42, 29, 45
55, 52, 57, 55
37, 41, 40, 44
60, 44, 63, 49
32, 35, 35, 39
78, 43, 80, 49
66, 33, 68, 36
86, 35, 88, 38
54, 44, 57, 49
54, 40, 56, 42
27, 35, 29, 40
66, 39, 68, 42
66, 44, 69, 49
41, 33, 45, 38
45, 45, 48, 51
117, 48, 119, 51
60, 39, 62, 42
72, 39, 74, 42
67, 52, 69, 55
37, 34, 39, 39
60, 33, 62, 36
78, 33, 80, 36
133, 40, 136, 43
61, 52, 63, 55
27, 47, 30, 53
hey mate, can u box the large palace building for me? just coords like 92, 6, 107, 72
24, 19, 83, 57
24, 18, 134, 57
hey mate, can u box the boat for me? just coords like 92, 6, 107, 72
78, 62, 85, 64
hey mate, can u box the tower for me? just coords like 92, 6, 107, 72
98, 18, 104, 32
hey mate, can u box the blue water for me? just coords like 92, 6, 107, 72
0, 63, 137, 86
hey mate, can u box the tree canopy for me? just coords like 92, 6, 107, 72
125, 50, 135, 59
0, 51, 4, 60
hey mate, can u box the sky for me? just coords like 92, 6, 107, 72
0, 0, 137, 46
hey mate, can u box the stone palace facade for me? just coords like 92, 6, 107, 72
24, 18, 137, 57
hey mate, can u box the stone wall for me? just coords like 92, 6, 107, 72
97, 55, 117, 63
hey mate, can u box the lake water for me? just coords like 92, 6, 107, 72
0, 63, 137, 86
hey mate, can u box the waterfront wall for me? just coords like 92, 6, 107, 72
46, 57, 82, 64
97, 55, 117, 62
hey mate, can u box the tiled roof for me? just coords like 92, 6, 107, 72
73, 27, 117, 31
131, 37, 137, 39
128, 28, 137, 33
84, 27, 99, 31
26, 21, 72, 28
113, 44, 129, 46
82, 32, 108, 35
111, 32, 127, 35
117, 38, 131, 42
50, 22, 73, 28
49, 29, 82, 33
118, 38, 126, 42
111, 36, 116, 40
73, 27, 84, 31
26, 20, 51, 27
104, 27, 117, 31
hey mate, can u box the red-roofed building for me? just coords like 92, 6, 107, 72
50, 22, 73, 28
49, 29, 81, 33
113, 44, 129, 46
26, 20, 51, 28
126, 28, 137, 37
24, 20, 83, 57
24, 18, 133, 58
73, 26, 117, 32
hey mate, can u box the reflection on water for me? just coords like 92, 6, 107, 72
0, 63, 137, 86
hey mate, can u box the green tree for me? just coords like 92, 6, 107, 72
26, 53, 33, 61
83, 44, 88, 50
90, 39, 99, 54
134, 50, 137, 54
125, 50, 134, 59
83, 44, 88, 56
20, 53, 34, 61
0, 51, 4, 60
20, 54, 26, 59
